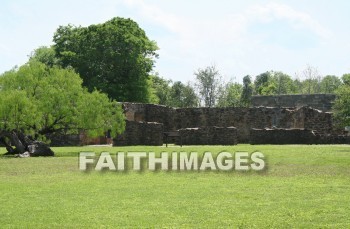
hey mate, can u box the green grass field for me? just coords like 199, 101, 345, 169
1, 145, 350, 228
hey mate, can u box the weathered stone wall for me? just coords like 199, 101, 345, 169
252, 94, 336, 112
114, 120, 163, 146
318, 134, 350, 144
301, 107, 333, 134
122, 103, 176, 130
174, 107, 302, 142
250, 128, 350, 144
177, 126, 238, 145
122, 103, 334, 143
250, 128, 317, 144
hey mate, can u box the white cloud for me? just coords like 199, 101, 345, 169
244, 3, 332, 39
121, 0, 189, 35
121, 1, 331, 52
1, 0, 347, 82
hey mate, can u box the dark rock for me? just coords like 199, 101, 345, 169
0, 130, 55, 157
28, 141, 55, 157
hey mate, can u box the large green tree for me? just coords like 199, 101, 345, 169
0, 61, 125, 144
53, 17, 158, 103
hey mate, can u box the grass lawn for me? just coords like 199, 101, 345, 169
1, 144, 350, 228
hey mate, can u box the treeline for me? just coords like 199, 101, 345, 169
26, 17, 348, 110
150, 65, 349, 108
1, 17, 349, 130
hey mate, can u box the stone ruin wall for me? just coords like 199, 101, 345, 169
121, 103, 335, 143
115, 120, 163, 146
250, 128, 350, 145
178, 127, 238, 145
251, 94, 336, 112
48, 102, 342, 146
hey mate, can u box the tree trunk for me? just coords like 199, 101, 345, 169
0, 130, 54, 157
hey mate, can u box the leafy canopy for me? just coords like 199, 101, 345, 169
194, 65, 222, 107
53, 17, 158, 103
333, 74, 350, 127
217, 82, 243, 107
168, 81, 199, 108
0, 61, 125, 139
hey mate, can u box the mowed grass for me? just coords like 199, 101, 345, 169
0, 145, 350, 228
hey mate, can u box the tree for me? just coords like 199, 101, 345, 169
180, 82, 199, 108
301, 65, 322, 94
272, 72, 298, 95
29, 46, 60, 67
217, 82, 243, 107
53, 17, 159, 103
194, 65, 222, 107
254, 72, 271, 95
320, 75, 342, 93
293, 77, 303, 94
168, 81, 199, 108
0, 61, 125, 155
342, 74, 350, 86
150, 74, 171, 105
241, 75, 253, 107
333, 80, 350, 127
254, 71, 297, 95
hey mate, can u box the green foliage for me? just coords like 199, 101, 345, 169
150, 74, 171, 105
298, 65, 322, 94
272, 72, 298, 94
252, 69, 344, 96
342, 74, 350, 86
53, 17, 158, 103
254, 72, 270, 95
0, 89, 38, 135
149, 75, 198, 107
29, 46, 60, 67
293, 78, 303, 94
194, 65, 222, 107
241, 75, 253, 107
0, 61, 125, 139
254, 71, 297, 95
299, 79, 320, 94
320, 75, 342, 93
1, 145, 350, 227
334, 83, 350, 127
168, 81, 199, 108
217, 82, 242, 107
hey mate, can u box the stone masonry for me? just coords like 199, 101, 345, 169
251, 94, 336, 112
250, 128, 317, 144
250, 128, 350, 145
177, 126, 238, 145
48, 100, 344, 146
121, 103, 336, 144
114, 120, 163, 146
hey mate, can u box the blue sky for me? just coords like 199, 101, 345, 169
1, 0, 350, 83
